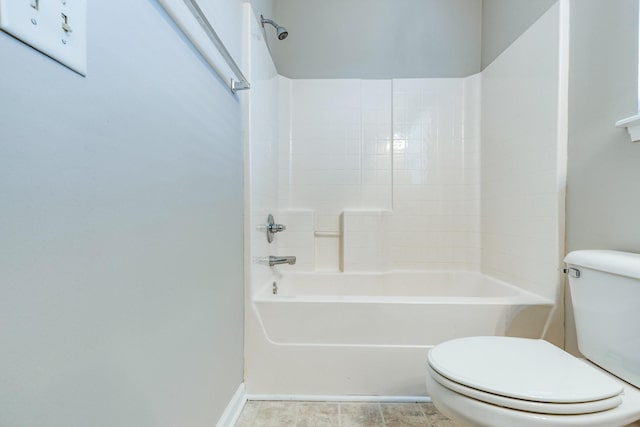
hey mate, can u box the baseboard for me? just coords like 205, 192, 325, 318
245, 394, 431, 403
216, 383, 247, 427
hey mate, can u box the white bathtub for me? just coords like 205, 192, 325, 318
255, 271, 552, 346
247, 271, 553, 398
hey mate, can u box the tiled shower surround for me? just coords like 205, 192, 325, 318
276, 76, 482, 272
271, 4, 564, 308
243, 3, 565, 397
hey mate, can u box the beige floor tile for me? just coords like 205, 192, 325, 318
419, 403, 461, 427
420, 403, 449, 420
235, 401, 261, 427
340, 402, 384, 427
381, 403, 428, 427
252, 401, 298, 427
234, 400, 460, 427
296, 402, 339, 427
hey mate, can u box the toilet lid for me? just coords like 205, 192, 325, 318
428, 337, 624, 404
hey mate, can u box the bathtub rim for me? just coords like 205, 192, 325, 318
254, 269, 553, 306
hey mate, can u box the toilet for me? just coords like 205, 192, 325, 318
426, 250, 640, 427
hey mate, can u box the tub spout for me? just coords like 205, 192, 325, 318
268, 256, 296, 267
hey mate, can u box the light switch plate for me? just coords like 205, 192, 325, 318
0, 0, 87, 75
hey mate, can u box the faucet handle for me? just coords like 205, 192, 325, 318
268, 223, 286, 233
266, 214, 286, 243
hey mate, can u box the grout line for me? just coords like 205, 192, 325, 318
378, 402, 386, 426
390, 79, 394, 213
338, 402, 342, 427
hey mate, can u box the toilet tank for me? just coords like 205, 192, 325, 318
564, 250, 640, 388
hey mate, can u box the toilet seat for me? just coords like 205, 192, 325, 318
427, 364, 622, 415
428, 337, 624, 415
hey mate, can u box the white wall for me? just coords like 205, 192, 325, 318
565, 0, 640, 355
0, 1, 244, 425
263, 0, 559, 78
246, 0, 274, 26
481, 0, 557, 69
480, 3, 566, 345
270, 0, 482, 79
566, 0, 640, 252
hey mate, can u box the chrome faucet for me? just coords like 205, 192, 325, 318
268, 255, 296, 267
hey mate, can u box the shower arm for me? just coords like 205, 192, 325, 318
261, 17, 278, 28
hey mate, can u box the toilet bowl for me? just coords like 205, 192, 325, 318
426, 250, 640, 427
426, 336, 640, 427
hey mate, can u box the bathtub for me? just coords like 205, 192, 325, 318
246, 271, 553, 398
255, 271, 552, 346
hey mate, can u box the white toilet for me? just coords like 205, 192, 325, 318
426, 250, 640, 427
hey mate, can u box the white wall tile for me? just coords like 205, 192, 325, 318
280, 79, 393, 219
390, 77, 482, 270
342, 211, 389, 272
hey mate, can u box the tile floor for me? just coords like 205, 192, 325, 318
235, 401, 461, 427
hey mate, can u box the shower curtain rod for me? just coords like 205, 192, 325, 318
157, 0, 251, 93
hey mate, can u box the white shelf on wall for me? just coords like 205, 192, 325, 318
615, 114, 640, 142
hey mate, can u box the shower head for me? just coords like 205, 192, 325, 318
276, 26, 289, 40
261, 15, 289, 40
